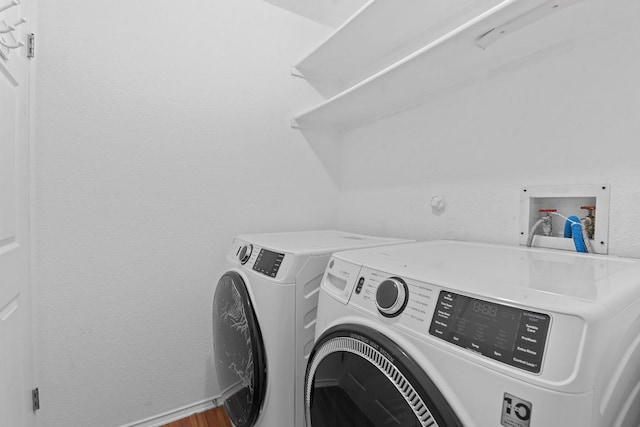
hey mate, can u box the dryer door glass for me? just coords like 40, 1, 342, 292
305, 325, 462, 427
212, 271, 266, 427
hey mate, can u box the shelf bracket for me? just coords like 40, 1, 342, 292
290, 66, 304, 78
289, 118, 300, 129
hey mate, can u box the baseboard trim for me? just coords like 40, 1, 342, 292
120, 396, 222, 427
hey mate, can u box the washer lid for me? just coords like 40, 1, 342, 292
212, 272, 266, 427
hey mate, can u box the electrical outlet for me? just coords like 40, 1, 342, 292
519, 184, 610, 254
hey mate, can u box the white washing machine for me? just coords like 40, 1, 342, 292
305, 240, 640, 427
211, 230, 412, 427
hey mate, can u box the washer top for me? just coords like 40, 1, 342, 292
236, 230, 412, 256
332, 240, 640, 310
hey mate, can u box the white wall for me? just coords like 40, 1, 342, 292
336, 2, 640, 258
33, 1, 334, 426
32, 0, 640, 425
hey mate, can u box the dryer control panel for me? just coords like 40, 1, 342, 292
252, 248, 285, 278
229, 238, 290, 280
429, 291, 550, 373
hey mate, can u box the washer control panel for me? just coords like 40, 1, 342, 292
332, 262, 552, 374
429, 291, 550, 373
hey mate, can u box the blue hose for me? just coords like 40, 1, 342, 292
564, 216, 587, 253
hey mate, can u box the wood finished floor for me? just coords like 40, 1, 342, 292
161, 406, 232, 427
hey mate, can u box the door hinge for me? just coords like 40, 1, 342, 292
27, 33, 35, 59
32, 387, 40, 412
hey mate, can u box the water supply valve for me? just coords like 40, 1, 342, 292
581, 206, 595, 240
539, 209, 556, 236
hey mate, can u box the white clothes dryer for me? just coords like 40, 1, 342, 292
211, 230, 412, 427
306, 240, 640, 427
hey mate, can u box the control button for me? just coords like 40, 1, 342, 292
438, 298, 454, 311
431, 327, 446, 336
376, 277, 409, 317
355, 277, 365, 294
466, 340, 485, 354
518, 334, 539, 346
238, 244, 253, 264
451, 333, 465, 347
511, 355, 540, 372
521, 312, 549, 331
524, 321, 541, 335
490, 348, 510, 363
432, 318, 448, 329
435, 309, 451, 319
514, 345, 539, 358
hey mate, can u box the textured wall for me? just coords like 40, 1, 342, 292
336, 1, 640, 258
33, 1, 334, 426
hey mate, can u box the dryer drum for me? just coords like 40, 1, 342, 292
305, 325, 462, 427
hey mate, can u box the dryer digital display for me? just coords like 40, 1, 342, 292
253, 249, 285, 278
429, 291, 550, 373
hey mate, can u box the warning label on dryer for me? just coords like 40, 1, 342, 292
501, 393, 532, 427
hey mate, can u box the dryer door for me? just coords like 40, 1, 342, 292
212, 271, 266, 427
305, 324, 462, 427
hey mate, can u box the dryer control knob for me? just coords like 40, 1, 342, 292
238, 244, 253, 264
376, 277, 408, 317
